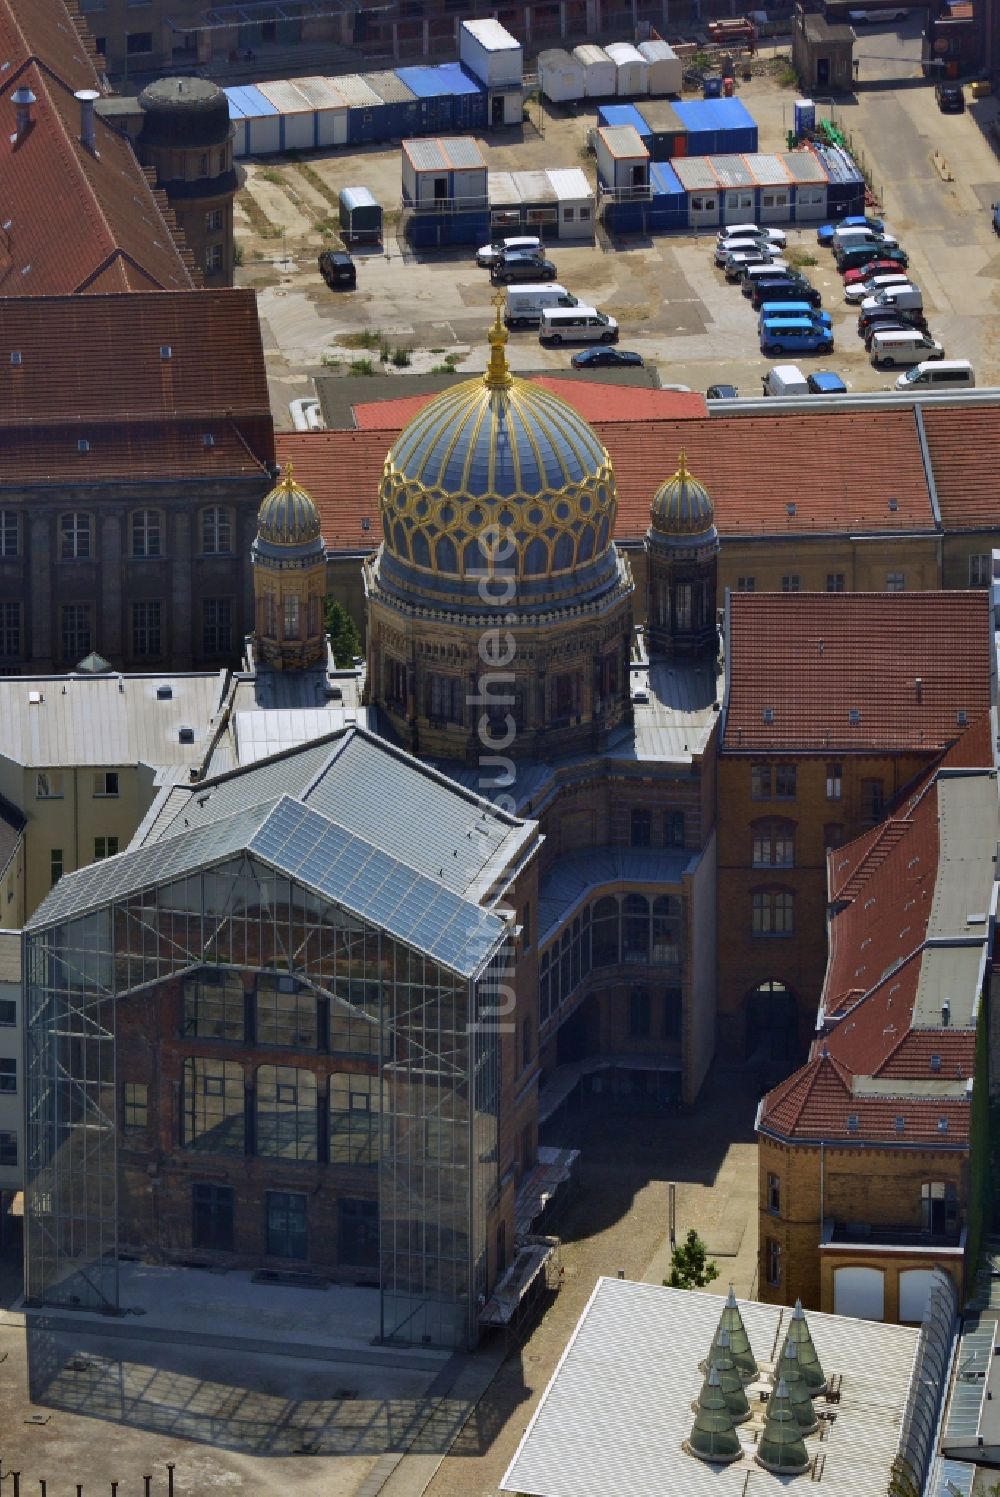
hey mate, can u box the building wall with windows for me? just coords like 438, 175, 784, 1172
0, 931, 20, 1196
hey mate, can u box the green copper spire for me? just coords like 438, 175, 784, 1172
711, 1328, 751, 1423
685, 1361, 743, 1465
781, 1299, 827, 1394
773, 1337, 818, 1434
702, 1284, 758, 1383
755, 1377, 812, 1476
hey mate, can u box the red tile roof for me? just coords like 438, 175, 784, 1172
761, 1047, 969, 1143
722, 592, 990, 753
920, 405, 1000, 531
0, 61, 194, 295
0, 293, 273, 467
0, 420, 268, 483
0, 0, 103, 95
351, 379, 707, 429
279, 403, 938, 554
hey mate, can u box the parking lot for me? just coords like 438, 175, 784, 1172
239, 26, 1000, 423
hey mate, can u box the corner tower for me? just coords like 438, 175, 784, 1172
645, 453, 719, 659
252, 467, 328, 670
364, 304, 635, 763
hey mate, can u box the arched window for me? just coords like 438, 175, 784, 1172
592, 895, 619, 967
131, 509, 162, 558
392, 521, 410, 559
201, 506, 233, 555
553, 533, 574, 571
256, 1065, 318, 1160
623, 893, 650, 963
329, 1072, 381, 1167
411, 530, 431, 569
435, 535, 458, 573
524, 537, 548, 576
182, 1057, 244, 1152
751, 889, 795, 936
283, 593, 300, 640
652, 896, 681, 965
674, 582, 692, 630
751, 818, 796, 868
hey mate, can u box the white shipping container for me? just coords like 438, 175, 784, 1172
572, 44, 616, 99
547, 166, 595, 239
256, 80, 316, 151
605, 42, 649, 97
638, 39, 682, 95
245, 110, 281, 156
538, 48, 585, 103
296, 77, 348, 147
459, 18, 523, 87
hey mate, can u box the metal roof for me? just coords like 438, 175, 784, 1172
332, 73, 383, 109
501, 1277, 928, 1497
0, 672, 227, 769
573, 44, 613, 64
671, 155, 719, 190
783, 149, 827, 183
941, 1314, 995, 1448
597, 124, 649, 159
403, 135, 486, 171
461, 18, 521, 50
637, 98, 685, 134
291, 76, 348, 110
362, 70, 416, 104
538, 846, 692, 944
546, 167, 593, 201
513, 168, 556, 203
710, 154, 753, 188
929, 773, 999, 939
233, 709, 347, 763
650, 160, 683, 196
488, 170, 521, 206
255, 79, 312, 114
743, 152, 793, 186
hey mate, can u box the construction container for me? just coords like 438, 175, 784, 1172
594, 124, 651, 196
638, 40, 683, 96
256, 80, 317, 152
402, 135, 488, 209
605, 42, 649, 96
597, 102, 652, 140
339, 186, 382, 243
635, 98, 688, 160
360, 70, 419, 142
459, 18, 523, 86
406, 209, 490, 248
488, 171, 523, 231
293, 76, 349, 147
225, 84, 280, 156
538, 48, 586, 103
572, 44, 617, 98
673, 97, 757, 154
547, 167, 596, 238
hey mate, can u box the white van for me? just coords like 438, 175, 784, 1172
762, 363, 809, 397
895, 359, 975, 390
860, 285, 923, 315
505, 284, 579, 328
869, 329, 943, 368
832, 225, 898, 250
476, 234, 542, 267
538, 306, 619, 344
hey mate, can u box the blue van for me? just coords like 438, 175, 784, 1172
760, 316, 833, 356
757, 302, 833, 332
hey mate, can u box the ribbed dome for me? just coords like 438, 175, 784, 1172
252, 467, 325, 568
374, 306, 624, 616
650, 452, 716, 539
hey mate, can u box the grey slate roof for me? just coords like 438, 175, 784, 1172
538, 846, 692, 943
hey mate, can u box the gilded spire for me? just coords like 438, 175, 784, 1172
281, 460, 295, 488
675, 450, 690, 483
484, 291, 513, 392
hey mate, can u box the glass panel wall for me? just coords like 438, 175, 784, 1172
539, 890, 683, 1026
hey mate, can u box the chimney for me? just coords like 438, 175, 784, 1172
941, 999, 951, 1027
74, 89, 100, 154
11, 87, 36, 143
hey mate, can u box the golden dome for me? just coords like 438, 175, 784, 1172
650, 452, 716, 538
375, 301, 622, 613
256, 464, 323, 551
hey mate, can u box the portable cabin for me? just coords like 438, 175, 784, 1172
782, 146, 828, 221
647, 160, 688, 230
572, 44, 616, 98
538, 48, 585, 103
635, 98, 688, 160
256, 79, 316, 152
362, 70, 420, 142
813, 142, 866, 219
225, 84, 279, 155
224, 90, 248, 158
595, 124, 650, 197
459, 17, 523, 123
488, 171, 523, 232
547, 167, 596, 239
605, 42, 649, 96
596, 102, 652, 142
672, 97, 758, 155
294, 76, 348, 147
339, 186, 383, 243
435, 63, 490, 130
402, 135, 489, 209
638, 40, 682, 96
335, 73, 386, 146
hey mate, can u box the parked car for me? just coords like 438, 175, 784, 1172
714, 237, 780, 266
491, 253, 557, 283
760, 316, 833, 356
758, 308, 833, 334
571, 347, 644, 368
751, 277, 822, 309
843, 255, 909, 285
707, 383, 739, 399
859, 306, 928, 337
837, 240, 908, 273
807, 371, 848, 393
848, 8, 909, 20
318, 250, 356, 288
844, 272, 912, 304
817, 214, 884, 245
862, 313, 930, 348
725, 251, 787, 281
717, 223, 787, 247
742, 264, 808, 297
476, 234, 542, 267
935, 81, 965, 113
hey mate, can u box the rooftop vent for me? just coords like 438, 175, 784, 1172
930, 1054, 941, 1072
11, 86, 36, 143
938, 1117, 948, 1134
160, 345, 172, 361
942, 999, 951, 1027
847, 1114, 858, 1133
888, 497, 899, 512
848, 708, 860, 725
156, 684, 173, 700
361, 516, 371, 532
10, 351, 20, 366
894, 1115, 905, 1134
77, 438, 89, 454
74, 88, 99, 154
762, 707, 774, 725
786, 502, 796, 517
202, 433, 215, 448
957, 709, 968, 727
178, 725, 194, 744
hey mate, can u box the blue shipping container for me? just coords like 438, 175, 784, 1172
347, 103, 394, 146
597, 103, 651, 136
407, 210, 490, 248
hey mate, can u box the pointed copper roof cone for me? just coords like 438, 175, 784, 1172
773, 1338, 818, 1434
782, 1299, 827, 1395
701, 1285, 758, 1383
684, 1362, 743, 1465
710, 1328, 751, 1423
755, 1378, 812, 1476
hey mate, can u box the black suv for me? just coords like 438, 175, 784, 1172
318, 250, 357, 288
490, 253, 557, 284
750, 276, 822, 309
935, 81, 965, 112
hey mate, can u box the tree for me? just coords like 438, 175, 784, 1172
665, 1229, 719, 1290
325, 598, 362, 669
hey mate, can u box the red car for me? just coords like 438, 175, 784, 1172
841, 254, 907, 285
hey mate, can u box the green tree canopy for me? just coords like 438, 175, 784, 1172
325, 599, 362, 669
665, 1229, 719, 1290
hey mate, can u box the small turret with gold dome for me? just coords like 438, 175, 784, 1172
252, 464, 328, 670
645, 452, 719, 660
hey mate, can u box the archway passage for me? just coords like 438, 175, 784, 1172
744, 981, 801, 1080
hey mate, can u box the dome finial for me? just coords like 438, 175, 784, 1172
484, 291, 513, 392
281, 460, 295, 489
676, 450, 690, 482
